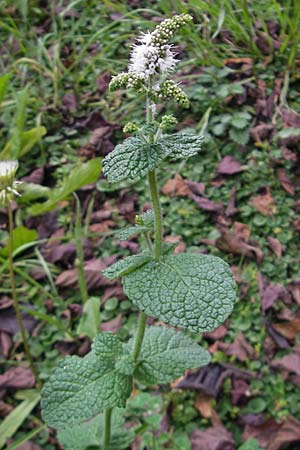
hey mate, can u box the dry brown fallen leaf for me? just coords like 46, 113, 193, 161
267, 236, 283, 258
164, 235, 186, 253
195, 393, 221, 425
203, 325, 228, 341
250, 187, 276, 216
231, 378, 251, 406
100, 314, 122, 333
288, 281, 300, 305
215, 228, 264, 262
267, 415, 300, 450
277, 168, 295, 196
242, 417, 280, 449
273, 312, 300, 341
161, 173, 191, 197
161, 174, 223, 212
242, 415, 300, 450
216, 155, 244, 175
55, 257, 117, 289
190, 425, 235, 450
257, 273, 292, 312
0, 367, 35, 390
271, 352, 300, 375
209, 332, 256, 362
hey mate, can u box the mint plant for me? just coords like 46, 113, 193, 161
41, 15, 236, 449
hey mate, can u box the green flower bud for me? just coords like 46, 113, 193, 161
109, 72, 144, 91
151, 14, 193, 47
123, 122, 139, 134
154, 80, 190, 108
135, 209, 154, 227
160, 114, 178, 130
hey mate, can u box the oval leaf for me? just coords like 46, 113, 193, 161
123, 253, 236, 333
102, 137, 165, 183
126, 326, 211, 385
41, 334, 132, 428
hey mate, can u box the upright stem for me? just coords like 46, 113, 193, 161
103, 407, 112, 450
7, 202, 40, 386
132, 311, 147, 361
146, 79, 164, 260
148, 170, 163, 259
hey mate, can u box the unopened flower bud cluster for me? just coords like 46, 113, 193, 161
160, 114, 178, 130
123, 122, 139, 134
154, 80, 190, 108
109, 72, 143, 91
151, 14, 192, 47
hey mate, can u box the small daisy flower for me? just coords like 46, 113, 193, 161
0, 160, 21, 206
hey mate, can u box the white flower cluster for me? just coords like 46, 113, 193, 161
0, 160, 21, 206
128, 40, 177, 81
110, 14, 192, 90
128, 14, 192, 81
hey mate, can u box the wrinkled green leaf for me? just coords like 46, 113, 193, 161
28, 158, 101, 215
117, 225, 148, 241
160, 133, 204, 159
123, 253, 236, 333
77, 297, 101, 339
57, 408, 134, 450
103, 134, 203, 183
126, 327, 211, 385
102, 253, 151, 280
102, 136, 166, 183
41, 334, 132, 428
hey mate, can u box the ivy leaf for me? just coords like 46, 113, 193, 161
160, 133, 204, 159
102, 253, 152, 280
102, 136, 165, 183
57, 408, 134, 450
41, 334, 132, 428
126, 327, 211, 385
123, 253, 236, 333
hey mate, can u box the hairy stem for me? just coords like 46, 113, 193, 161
133, 311, 147, 361
103, 407, 112, 449
7, 202, 40, 386
146, 80, 164, 260
74, 194, 88, 304
148, 170, 163, 259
